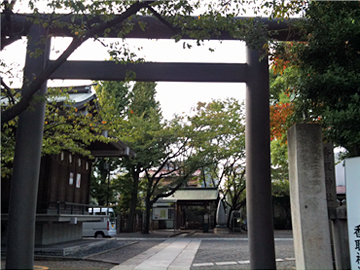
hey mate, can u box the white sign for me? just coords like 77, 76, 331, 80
76, 173, 81, 188
345, 157, 360, 270
69, 172, 74, 185
153, 208, 168, 220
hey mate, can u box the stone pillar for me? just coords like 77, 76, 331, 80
331, 206, 350, 270
287, 124, 333, 270
214, 200, 229, 234
324, 143, 351, 269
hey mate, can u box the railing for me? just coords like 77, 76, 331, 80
45, 201, 109, 215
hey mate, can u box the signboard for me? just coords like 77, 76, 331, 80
345, 157, 360, 270
69, 172, 74, 185
76, 173, 81, 188
153, 208, 168, 220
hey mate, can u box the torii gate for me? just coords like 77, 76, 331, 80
4, 15, 300, 269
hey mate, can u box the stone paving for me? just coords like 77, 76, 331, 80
111, 230, 295, 270
113, 238, 202, 270
1, 230, 296, 269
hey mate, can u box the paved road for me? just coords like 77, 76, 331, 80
191, 238, 295, 269
111, 237, 295, 270
1, 231, 296, 269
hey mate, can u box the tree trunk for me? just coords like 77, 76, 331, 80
126, 169, 139, 232
142, 194, 152, 234
227, 206, 234, 228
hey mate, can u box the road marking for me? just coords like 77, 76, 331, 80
192, 263, 214, 267
115, 238, 168, 241
193, 258, 293, 267
215, 261, 238, 266
114, 237, 293, 241
238, 260, 250, 264
34, 266, 49, 270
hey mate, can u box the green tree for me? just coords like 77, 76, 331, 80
187, 98, 247, 221
273, 2, 360, 157
140, 115, 206, 233
119, 81, 164, 232
268, 67, 294, 182
91, 157, 119, 206
94, 81, 130, 121
222, 166, 246, 226
1, 0, 307, 125
90, 81, 131, 205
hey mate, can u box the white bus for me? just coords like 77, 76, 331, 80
82, 207, 117, 238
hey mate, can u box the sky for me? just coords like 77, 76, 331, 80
2, 36, 246, 120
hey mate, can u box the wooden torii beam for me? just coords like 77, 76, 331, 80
50, 61, 248, 82
1, 14, 302, 43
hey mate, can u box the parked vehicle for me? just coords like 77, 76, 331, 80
82, 207, 117, 238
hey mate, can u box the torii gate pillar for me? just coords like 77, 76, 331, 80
5, 25, 50, 269
246, 46, 276, 269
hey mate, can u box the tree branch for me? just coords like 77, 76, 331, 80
1, 1, 154, 125
1, 78, 16, 105
150, 173, 190, 204
146, 5, 179, 35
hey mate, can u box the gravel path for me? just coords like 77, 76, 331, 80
89, 240, 163, 264
1, 259, 114, 270
65, 240, 136, 258
2, 240, 164, 270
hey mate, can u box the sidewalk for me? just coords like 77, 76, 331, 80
112, 238, 201, 270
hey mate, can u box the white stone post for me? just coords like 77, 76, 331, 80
287, 124, 333, 270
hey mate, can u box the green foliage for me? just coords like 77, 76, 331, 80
272, 179, 289, 197
1, 86, 113, 178
287, 2, 360, 156
114, 174, 133, 213
223, 167, 246, 211
1, 118, 17, 178
90, 157, 120, 206
270, 139, 288, 181
94, 81, 130, 120
272, 179, 291, 229
128, 82, 161, 120
2, 0, 310, 124
43, 90, 113, 156
188, 98, 246, 188
185, 98, 247, 215
120, 82, 164, 171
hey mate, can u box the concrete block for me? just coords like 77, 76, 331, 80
35, 222, 82, 245
288, 124, 333, 270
